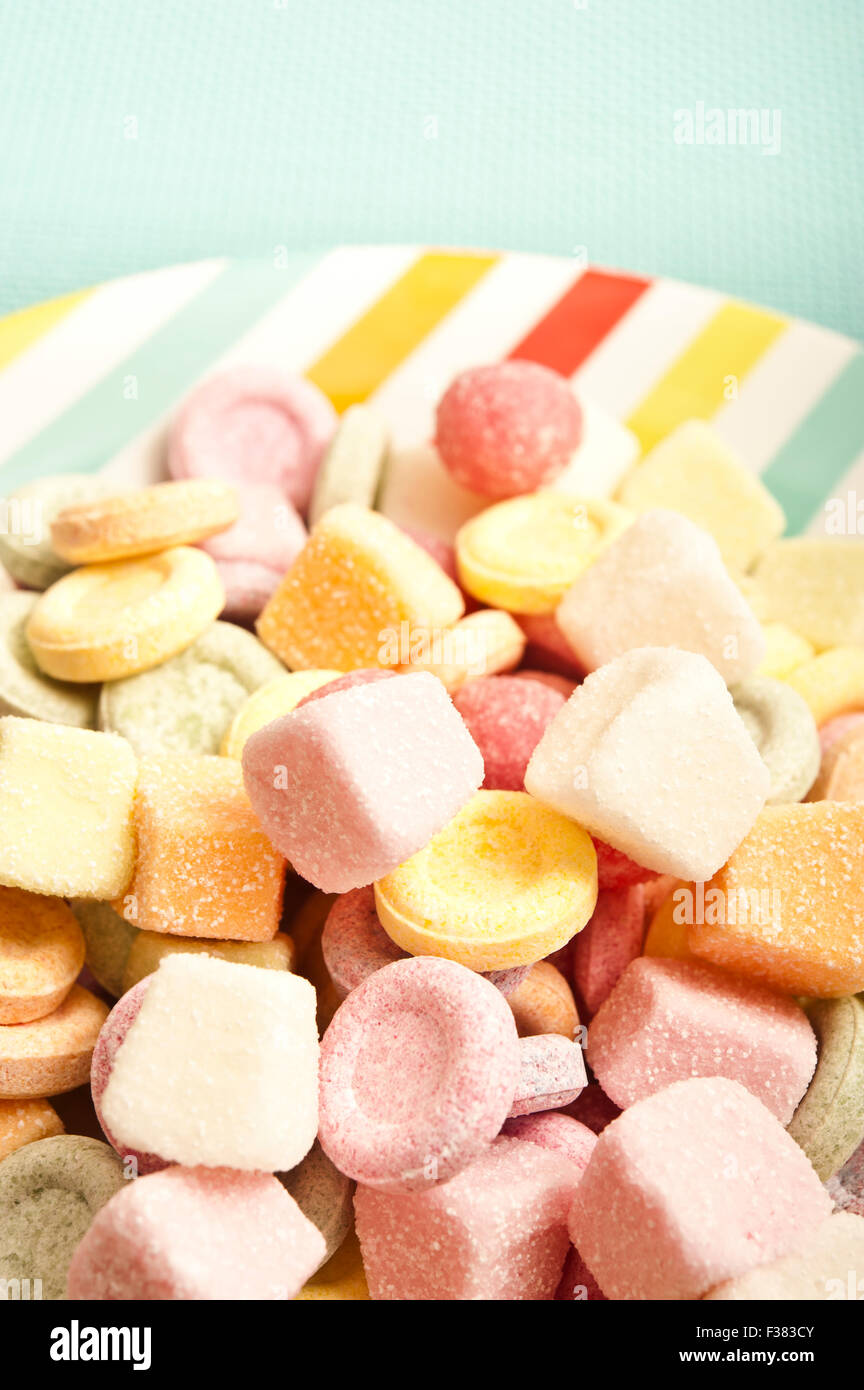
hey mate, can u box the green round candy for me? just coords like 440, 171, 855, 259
68, 898, 138, 997
0, 1135, 126, 1299
731, 675, 820, 804
98, 620, 285, 756
787, 995, 864, 1180
0, 474, 116, 590
309, 405, 389, 527
0, 592, 99, 727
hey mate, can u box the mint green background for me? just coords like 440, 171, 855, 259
0, 0, 861, 338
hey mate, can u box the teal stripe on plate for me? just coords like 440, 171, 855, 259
761, 348, 864, 535
0, 254, 323, 493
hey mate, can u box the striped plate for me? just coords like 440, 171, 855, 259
0, 248, 861, 535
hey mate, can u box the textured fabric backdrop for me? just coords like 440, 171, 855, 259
0, 0, 861, 337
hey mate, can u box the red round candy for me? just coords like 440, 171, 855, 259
435, 362, 582, 499
295, 668, 396, 710
453, 675, 565, 791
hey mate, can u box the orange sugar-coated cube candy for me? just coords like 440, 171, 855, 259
119, 757, 286, 941
688, 803, 864, 997
256, 504, 464, 671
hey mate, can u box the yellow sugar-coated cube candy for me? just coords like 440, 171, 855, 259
121, 929, 295, 995
757, 623, 814, 680
256, 504, 464, 671
26, 547, 224, 682
688, 803, 864, 997
396, 609, 525, 692
642, 885, 695, 961
221, 670, 341, 758
119, 757, 286, 941
617, 421, 784, 572
0, 1098, 64, 1159
296, 1229, 370, 1301
783, 647, 864, 726
375, 789, 598, 971
0, 717, 137, 899
456, 493, 632, 614
750, 538, 864, 650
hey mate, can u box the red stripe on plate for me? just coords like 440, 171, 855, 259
508, 269, 651, 376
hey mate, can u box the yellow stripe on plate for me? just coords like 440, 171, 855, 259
626, 301, 787, 453
305, 250, 498, 412
0, 287, 93, 372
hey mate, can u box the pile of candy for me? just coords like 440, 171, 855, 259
1, 358, 864, 1301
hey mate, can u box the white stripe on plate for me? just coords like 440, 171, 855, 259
369, 252, 583, 447
0, 260, 226, 467
806, 446, 864, 536
711, 320, 859, 473
103, 246, 420, 488
572, 277, 723, 422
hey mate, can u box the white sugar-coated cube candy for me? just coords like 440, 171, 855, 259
556, 509, 765, 685
376, 442, 487, 543
101, 954, 318, 1172
549, 397, 640, 500
525, 647, 769, 880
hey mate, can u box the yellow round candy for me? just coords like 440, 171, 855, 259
374, 789, 598, 970
220, 670, 342, 757
121, 930, 295, 995
26, 547, 224, 682
397, 609, 525, 692
783, 647, 864, 726
757, 622, 814, 680
456, 494, 632, 614
50, 480, 238, 564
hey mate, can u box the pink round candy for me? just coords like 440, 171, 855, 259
321, 886, 529, 1000
594, 837, 656, 892
90, 978, 169, 1177
514, 669, 578, 699
200, 482, 308, 620
168, 367, 337, 511
322, 887, 406, 998
209, 559, 283, 622
435, 361, 582, 498
819, 711, 864, 753
508, 1034, 587, 1117
295, 668, 396, 711
318, 956, 520, 1192
502, 1111, 597, 1176
453, 675, 565, 790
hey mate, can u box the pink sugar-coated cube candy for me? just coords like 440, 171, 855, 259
556, 1247, 608, 1300
594, 837, 657, 891
516, 612, 583, 679
508, 1034, 587, 1117
168, 367, 337, 511
501, 1112, 597, 1177
242, 672, 484, 893
569, 1077, 832, 1300
587, 957, 816, 1123
452, 676, 566, 791
319, 957, 520, 1193
355, 1136, 581, 1299
513, 669, 578, 699
562, 1082, 621, 1134
435, 362, 582, 499
321, 886, 527, 1001
295, 667, 396, 710
67, 1166, 325, 1300
90, 978, 168, 1177
571, 884, 645, 1019
819, 711, 864, 753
